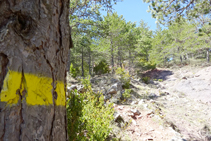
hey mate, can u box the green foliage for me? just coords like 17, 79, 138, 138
139, 59, 156, 71
94, 59, 110, 75
158, 79, 163, 82
122, 89, 131, 99
144, 0, 211, 24
142, 76, 150, 84
115, 67, 125, 75
115, 67, 131, 89
67, 90, 84, 140
70, 63, 80, 78
67, 77, 114, 141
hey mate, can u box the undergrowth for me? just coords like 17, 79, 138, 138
115, 67, 130, 89
67, 76, 114, 141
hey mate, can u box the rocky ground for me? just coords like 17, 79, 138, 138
67, 65, 211, 141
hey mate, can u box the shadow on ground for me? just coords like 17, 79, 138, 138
140, 69, 173, 81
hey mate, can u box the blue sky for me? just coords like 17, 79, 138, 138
101, 0, 157, 31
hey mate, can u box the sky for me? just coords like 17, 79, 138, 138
101, 0, 157, 31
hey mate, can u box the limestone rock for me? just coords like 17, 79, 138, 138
67, 85, 77, 92
130, 109, 141, 116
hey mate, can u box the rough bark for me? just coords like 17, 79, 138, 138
0, 0, 70, 140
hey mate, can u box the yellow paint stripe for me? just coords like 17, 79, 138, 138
0, 70, 66, 106
55, 82, 66, 106
0, 71, 21, 104
24, 73, 53, 105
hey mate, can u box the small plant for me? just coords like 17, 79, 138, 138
139, 59, 156, 71
69, 63, 80, 78
142, 76, 150, 84
122, 89, 131, 99
67, 77, 114, 141
94, 59, 110, 75
67, 90, 84, 140
115, 67, 131, 89
158, 79, 163, 82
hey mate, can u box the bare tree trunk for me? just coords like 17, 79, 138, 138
92, 55, 94, 76
118, 46, 122, 68
206, 48, 210, 63
180, 55, 183, 63
111, 39, 114, 74
129, 50, 131, 75
81, 46, 84, 77
0, 0, 70, 140
88, 47, 91, 76
146, 51, 149, 62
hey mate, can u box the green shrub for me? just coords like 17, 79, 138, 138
115, 67, 130, 89
115, 67, 125, 75
94, 59, 110, 75
67, 77, 114, 141
67, 90, 84, 140
122, 89, 131, 99
142, 76, 150, 84
158, 79, 163, 82
70, 63, 80, 78
139, 59, 156, 71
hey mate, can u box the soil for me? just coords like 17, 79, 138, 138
113, 65, 211, 141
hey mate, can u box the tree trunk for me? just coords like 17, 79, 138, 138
92, 55, 94, 76
0, 0, 70, 140
111, 39, 114, 74
88, 47, 91, 76
81, 46, 84, 77
180, 55, 183, 63
118, 46, 121, 68
129, 50, 131, 75
206, 48, 210, 63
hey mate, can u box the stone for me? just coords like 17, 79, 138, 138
132, 119, 137, 125
137, 115, 143, 119
138, 99, 145, 105
128, 112, 135, 117
104, 94, 111, 101
110, 78, 119, 84
149, 93, 157, 99
67, 85, 77, 92
118, 106, 124, 110
130, 109, 141, 115
182, 76, 187, 80
107, 82, 122, 95
108, 88, 117, 94
114, 114, 125, 128
147, 111, 154, 118
131, 101, 138, 105
77, 85, 86, 93
90, 78, 95, 83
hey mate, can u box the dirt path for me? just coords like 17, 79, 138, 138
114, 66, 211, 141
